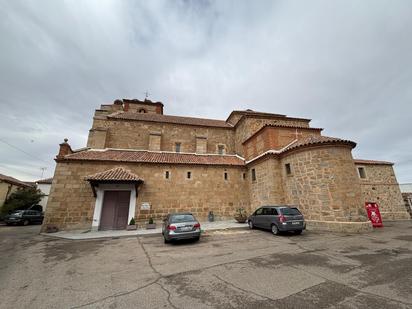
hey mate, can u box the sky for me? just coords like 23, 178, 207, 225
0, 0, 411, 183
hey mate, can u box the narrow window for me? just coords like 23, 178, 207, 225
175, 142, 181, 153
224, 172, 228, 180
187, 171, 191, 179
358, 167, 366, 179
251, 169, 256, 181
285, 163, 292, 175
242, 172, 246, 180
165, 171, 170, 179
218, 145, 225, 155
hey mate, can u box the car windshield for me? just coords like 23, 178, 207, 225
170, 214, 195, 223
281, 208, 301, 215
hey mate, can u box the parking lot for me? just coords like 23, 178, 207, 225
0, 222, 412, 309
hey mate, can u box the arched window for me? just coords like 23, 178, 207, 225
139, 108, 147, 113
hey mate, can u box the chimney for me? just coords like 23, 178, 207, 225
56, 138, 73, 159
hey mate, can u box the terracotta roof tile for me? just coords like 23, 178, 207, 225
354, 159, 394, 166
85, 167, 143, 182
283, 136, 356, 152
64, 149, 245, 166
108, 112, 232, 128
0, 173, 32, 187
36, 177, 53, 184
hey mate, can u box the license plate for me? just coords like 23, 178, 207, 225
292, 221, 300, 225
180, 227, 192, 231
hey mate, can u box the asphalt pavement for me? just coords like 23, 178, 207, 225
0, 221, 411, 308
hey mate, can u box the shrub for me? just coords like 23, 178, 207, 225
129, 217, 135, 225
148, 217, 154, 224
1, 187, 44, 216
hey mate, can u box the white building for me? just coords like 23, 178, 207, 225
35, 178, 53, 211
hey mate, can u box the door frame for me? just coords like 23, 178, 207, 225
92, 183, 136, 231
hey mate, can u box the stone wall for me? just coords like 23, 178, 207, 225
43, 161, 249, 231
280, 145, 368, 223
89, 118, 235, 155
356, 164, 410, 220
247, 157, 285, 209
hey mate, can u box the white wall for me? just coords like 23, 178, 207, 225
36, 183, 51, 211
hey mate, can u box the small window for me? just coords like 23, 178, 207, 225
285, 163, 292, 175
139, 108, 147, 113
358, 167, 366, 179
165, 171, 170, 179
251, 169, 256, 181
218, 145, 225, 155
242, 173, 246, 180
187, 171, 191, 179
224, 172, 228, 180
175, 143, 181, 153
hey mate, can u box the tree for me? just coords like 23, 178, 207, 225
1, 187, 45, 216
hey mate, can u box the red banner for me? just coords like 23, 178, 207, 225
365, 202, 383, 227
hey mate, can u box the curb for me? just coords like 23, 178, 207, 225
40, 225, 249, 241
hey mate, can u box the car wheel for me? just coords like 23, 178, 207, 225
164, 237, 170, 244
23, 220, 30, 226
194, 236, 200, 242
248, 220, 254, 229
295, 230, 303, 235
271, 224, 279, 235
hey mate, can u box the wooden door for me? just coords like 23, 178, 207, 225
114, 191, 131, 229
100, 191, 131, 230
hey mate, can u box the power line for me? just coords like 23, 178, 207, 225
0, 164, 48, 179
0, 138, 50, 164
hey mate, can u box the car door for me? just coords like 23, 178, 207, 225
252, 208, 264, 227
261, 208, 273, 230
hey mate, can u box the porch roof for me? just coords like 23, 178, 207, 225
85, 167, 144, 183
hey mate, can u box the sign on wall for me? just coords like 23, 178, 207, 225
365, 202, 383, 228
141, 202, 151, 210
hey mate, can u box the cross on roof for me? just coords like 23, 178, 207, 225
294, 128, 303, 140
143, 91, 151, 99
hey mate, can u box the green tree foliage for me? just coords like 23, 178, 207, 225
1, 187, 44, 216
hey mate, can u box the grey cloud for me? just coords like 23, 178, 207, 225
0, 0, 411, 182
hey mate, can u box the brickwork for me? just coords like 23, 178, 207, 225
356, 164, 410, 220
234, 117, 310, 156
243, 126, 321, 160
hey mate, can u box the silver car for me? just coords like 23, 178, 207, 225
248, 206, 306, 235
162, 212, 201, 243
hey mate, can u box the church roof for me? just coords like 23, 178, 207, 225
0, 173, 32, 188
283, 135, 357, 153
85, 167, 143, 182
353, 159, 394, 166
107, 112, 232, 128
36, 177, 53, 184
62, 149, 245, 166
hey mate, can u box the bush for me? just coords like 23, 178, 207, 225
1, 187, 44, 216
148, 217, 154, 224
129, 217, 135, 225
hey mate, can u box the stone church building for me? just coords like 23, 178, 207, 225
43, 99, 409, 232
